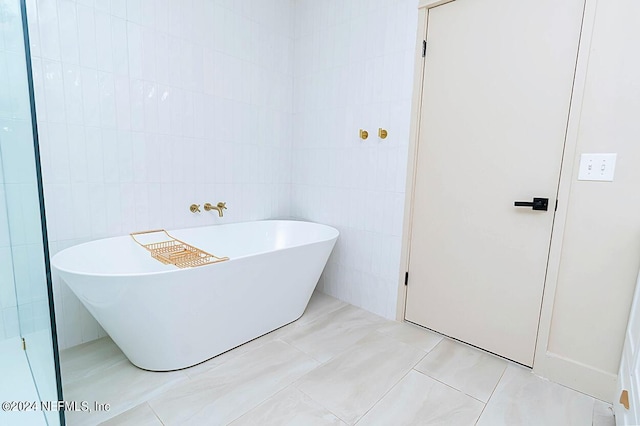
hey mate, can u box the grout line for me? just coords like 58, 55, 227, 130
68, 297, 399, 425
290, 325, 427, 423
293, 299, 350, 329
281, 304, 388, 366
473, 365, 508, 425
295, 385, 349, 425
411, 368, 487, 405
288, 340, 345, 387
285, 325, 385, 368
486, 363, 508, 401
211, 340, 333, 424
224, 385, 293, 425
151, 297, 351, 381
352, 335, 437, 420
376, 324, 445, 355
353, 366, 415, 425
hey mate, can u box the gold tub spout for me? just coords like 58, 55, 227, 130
204, 202, 227, 217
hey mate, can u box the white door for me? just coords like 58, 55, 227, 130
405, 0, 585, 366
615, 269, 640, 424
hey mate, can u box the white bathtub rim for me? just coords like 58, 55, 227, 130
52, 220, 339, 278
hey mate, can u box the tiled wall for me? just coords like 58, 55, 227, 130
23, 0, 417, 348
291, 0, 419, 319
0, 0, 50, 342
26, 0, 294, 349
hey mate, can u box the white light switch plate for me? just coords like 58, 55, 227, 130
578, 153, 617, 181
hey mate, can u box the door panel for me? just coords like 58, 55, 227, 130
406, 0, 584, 366
616, 271, 640, 423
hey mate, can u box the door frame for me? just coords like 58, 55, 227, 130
397, 0, 610, 400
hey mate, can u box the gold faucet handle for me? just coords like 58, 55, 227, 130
204, 202, 227, 213
190, 204, 201, 213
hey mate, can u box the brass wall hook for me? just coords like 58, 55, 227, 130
190, 204, 201, 213
359, 129, 368, 140
378, 128, 388, 139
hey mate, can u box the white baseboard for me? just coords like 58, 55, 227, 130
534, 351, 617, 403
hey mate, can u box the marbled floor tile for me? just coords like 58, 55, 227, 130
295, 332, 426, 425
99, 403, 162, 426
476, 364, 594, 426
183, 321, 298, 379
149, 341, 319, 425
414, 338, 506, 402
60, 337, 127, 385
592, 400, 615, 426
296, 291, 348, 327
229, 386, 346, 426
183, 291, 342, 379
376, 321, 443, 353
283, 304, 387, 363
64, 359, 188, 426
356, 370, 485, 426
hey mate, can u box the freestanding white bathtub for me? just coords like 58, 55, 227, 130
51, 220, 338, 371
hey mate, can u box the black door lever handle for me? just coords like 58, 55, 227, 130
514, 197, 549, 211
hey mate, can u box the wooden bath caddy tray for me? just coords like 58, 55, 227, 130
130, 229, 229, 268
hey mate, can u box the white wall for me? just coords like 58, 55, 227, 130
29, 0, 417, 348
27, 0, 294, 349
540, 0, 640, 393
291, 0, 418, 319
0, 0, 49, 342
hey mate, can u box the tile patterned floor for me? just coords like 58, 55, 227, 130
60, 292, 616, 426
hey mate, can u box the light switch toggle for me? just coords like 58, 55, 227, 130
578, 153, 617, 181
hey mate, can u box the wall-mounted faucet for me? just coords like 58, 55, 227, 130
204, 202, 227, 217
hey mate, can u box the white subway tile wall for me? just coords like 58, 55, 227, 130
20, 0, 418, 348
291, 0, 418, 318
0, 0, 50, 341
27, 0, 295, 349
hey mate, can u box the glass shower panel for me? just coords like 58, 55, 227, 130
0, 131, 19, 346
0, 1, 62, 425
